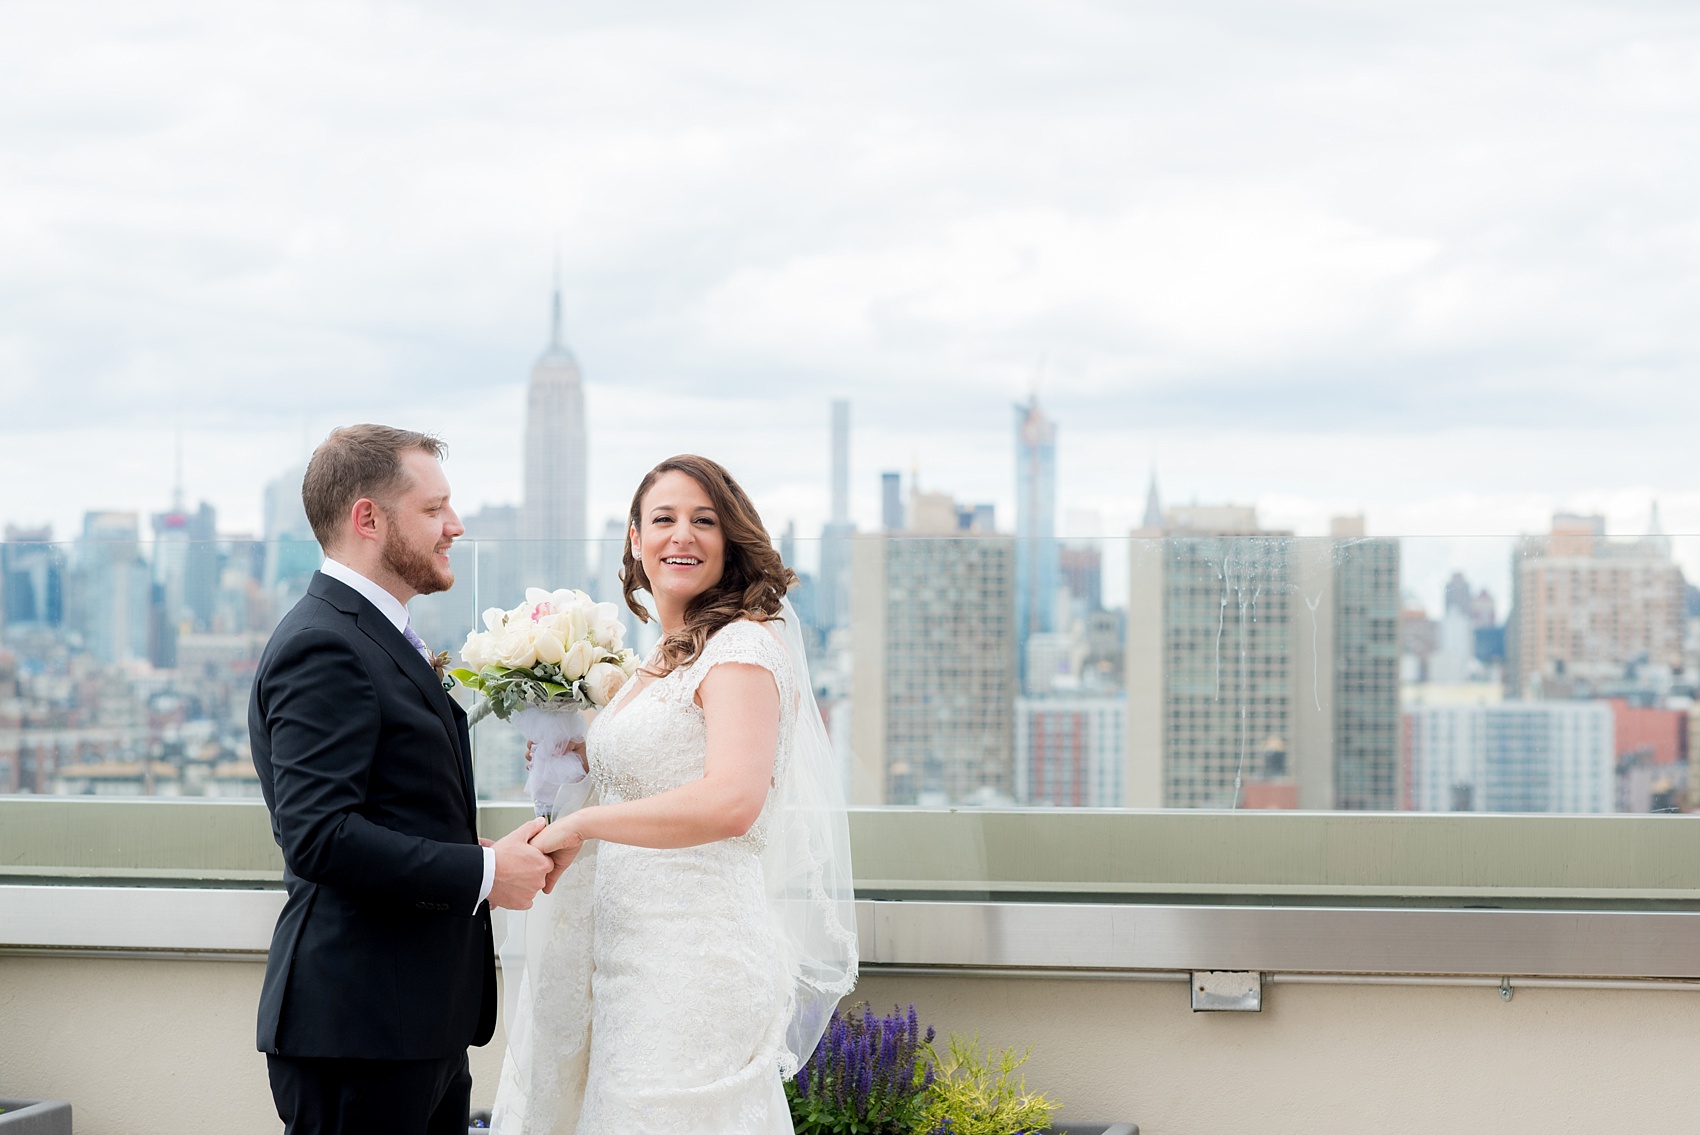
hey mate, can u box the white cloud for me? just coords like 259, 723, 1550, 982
2, 0, 1699, 569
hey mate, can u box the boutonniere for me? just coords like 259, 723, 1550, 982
432, 650, 456, 690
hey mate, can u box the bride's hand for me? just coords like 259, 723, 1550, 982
530, 814, 584, 858
532, 816, 585, 893
525, 738, 587, 773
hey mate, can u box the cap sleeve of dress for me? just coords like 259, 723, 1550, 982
678, 619, 793, 707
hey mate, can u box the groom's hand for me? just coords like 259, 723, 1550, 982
488, 817, 551, 910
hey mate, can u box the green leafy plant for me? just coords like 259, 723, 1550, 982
920, 1033, 1061, 1135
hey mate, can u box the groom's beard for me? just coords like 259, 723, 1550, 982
381, 529, 454, 596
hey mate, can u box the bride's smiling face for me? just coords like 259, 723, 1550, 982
633, 470, 726, 612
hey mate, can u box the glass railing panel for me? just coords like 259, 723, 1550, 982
2, 531, 1696, 822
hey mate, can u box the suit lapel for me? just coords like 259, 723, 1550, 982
353, 606, 475, 815
308, 573, 477, 819
449, 694, 477, 819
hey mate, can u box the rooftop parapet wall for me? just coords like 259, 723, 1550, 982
7, 797, 1700, 909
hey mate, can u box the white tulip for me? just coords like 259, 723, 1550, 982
559, 602, 591, 645
533, 626, 567, 666
583, 661, 628, 707
561, 639, 596, 681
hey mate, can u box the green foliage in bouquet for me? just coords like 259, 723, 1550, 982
920, 1034, 1060, 1135
447, 664, 578, 724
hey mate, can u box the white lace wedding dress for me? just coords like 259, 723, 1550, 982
490, 619, 805, 1135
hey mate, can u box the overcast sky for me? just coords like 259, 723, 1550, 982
4, 0, 1699, 606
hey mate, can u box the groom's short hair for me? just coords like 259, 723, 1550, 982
302, 424, 446, 551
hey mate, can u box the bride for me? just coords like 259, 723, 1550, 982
490, 454, 858, 1135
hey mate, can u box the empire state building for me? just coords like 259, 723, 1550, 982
522, 281, 588, 589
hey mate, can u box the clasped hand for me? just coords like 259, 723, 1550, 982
484, 814, 582, 910
528, 815, 585, 878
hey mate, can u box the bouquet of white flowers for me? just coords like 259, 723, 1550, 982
450, 587, 640, 817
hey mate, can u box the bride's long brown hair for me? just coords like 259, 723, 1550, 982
621, 454, 797, 677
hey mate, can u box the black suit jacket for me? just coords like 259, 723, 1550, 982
249, 571, 496, 1060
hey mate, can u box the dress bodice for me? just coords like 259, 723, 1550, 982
586, 619, 796, 849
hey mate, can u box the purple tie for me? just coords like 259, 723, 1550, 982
401, 621, 432, 664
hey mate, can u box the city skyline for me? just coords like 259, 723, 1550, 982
3, 420, 1694, 626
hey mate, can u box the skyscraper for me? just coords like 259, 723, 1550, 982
1015, 397, 1058, 693
1141, 467, 1163, 531
68, 512, 151, 663
262, 465, 318, 606
1331, 533, 1402, 810
880, 472, 904, 533
522, 275, 588, 591
1, 525, 64, 633
815, 400, 855, 632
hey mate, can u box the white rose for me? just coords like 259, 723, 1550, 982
533, 626, 567, 666
460, 630, 492, 671
617, 648, 639, 675
494, 621, 539, 669
583, 661, 627, 707
561, 639, 596, 682
481, 607, 507, 632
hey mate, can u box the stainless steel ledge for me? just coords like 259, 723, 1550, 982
8, 887, 1700, 981
855, 901, 1700, 980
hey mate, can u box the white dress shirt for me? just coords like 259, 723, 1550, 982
321, 557, 496, 913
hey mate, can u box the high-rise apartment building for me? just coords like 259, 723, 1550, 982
849, 489, 1015, 806
1332, 533, 1402, 809
1014, 397, 1058, 692
1015, 696, 1126, 807
522, 279, 588, 592
1405, 702, 1614, 813
1126, 508, 1400, 810
1506, 513, 1687, 697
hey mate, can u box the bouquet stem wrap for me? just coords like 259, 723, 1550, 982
513, 704, 591, 820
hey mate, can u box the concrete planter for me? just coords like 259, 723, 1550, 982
0, 1099, 72, 1134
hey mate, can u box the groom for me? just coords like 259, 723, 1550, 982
249, 425, 554, 1135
